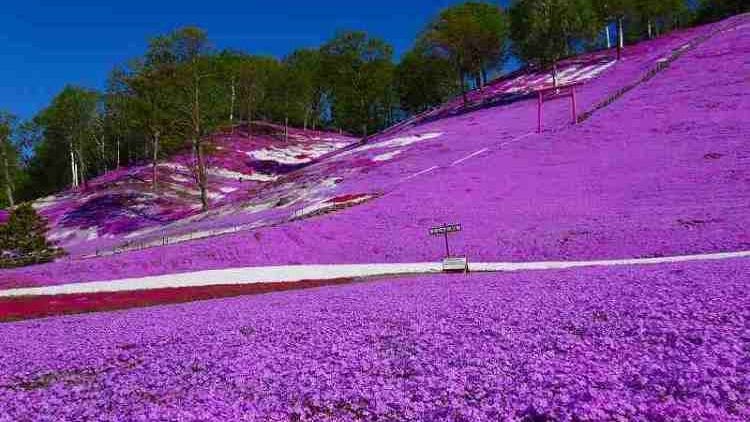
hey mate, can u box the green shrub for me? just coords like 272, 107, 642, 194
0, 203, 63, 268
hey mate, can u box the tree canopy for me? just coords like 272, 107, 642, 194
421, 1, 510, 102
510, 0, 601, 81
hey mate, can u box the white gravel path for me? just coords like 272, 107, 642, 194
2, 250, 749, 298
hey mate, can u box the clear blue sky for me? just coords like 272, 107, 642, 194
1, 0, 510, 120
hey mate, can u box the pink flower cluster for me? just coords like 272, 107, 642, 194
0, 259, 748, 420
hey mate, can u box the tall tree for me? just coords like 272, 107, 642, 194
593, 0, 634, 58
0, 112, 19, 207
124, 44, 183, 189
284, 49, 325, 131
422, 1, 510, 104
632, 0, 685, 39
320, 31, 395, 137
396, 43, 459, 114
695, 0, 750, 23
233, 55, 279, 129
29, 86, 101, 193
150, 27, 223, 211
510, 0, 601, 86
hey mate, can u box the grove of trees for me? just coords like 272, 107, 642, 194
0, 0, 741, 212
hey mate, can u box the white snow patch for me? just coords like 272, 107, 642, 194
207, 168, 250, 180
373, 150, 403, 162
249, 142, 348, 165
339, 132, 443, 159
247, 173, 279, 182
159, 162, 191, 173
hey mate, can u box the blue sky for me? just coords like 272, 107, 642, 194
1, 0, 510, 119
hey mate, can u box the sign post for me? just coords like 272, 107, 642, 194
429, 223, 462, 257
429, 223, 468, 272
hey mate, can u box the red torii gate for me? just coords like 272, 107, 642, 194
537, 82, 580, 133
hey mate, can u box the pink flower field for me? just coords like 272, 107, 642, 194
2, 15, 748, 288
1, 258, 747, 420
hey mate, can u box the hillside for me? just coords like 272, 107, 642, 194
2, 14, 749, 288
29, 122, 355, 256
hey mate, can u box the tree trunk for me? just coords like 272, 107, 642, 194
648, 20, 653, 39
605, 25, 612, 49
247, 97, 254, 136
0, 141, 14, 207
617, 18, 624, 60
77, 148, 87, 189
116, 137, 121, 169
285, 116, 289, 142
152, 130, 160, 190
193, 71, 209, 212
459, 70, 468, 106
230, 77, 236, 132
70, 141, 79, 189
552, 62, 558, 88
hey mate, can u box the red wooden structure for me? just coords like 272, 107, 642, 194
537, 83, 580, 133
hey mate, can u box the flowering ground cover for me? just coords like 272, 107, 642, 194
2, 15, 747, 289
0, 278, 352, 322
29, 122, 355, 257
0, 257, 747, 421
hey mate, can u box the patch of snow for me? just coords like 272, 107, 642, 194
159, 162, 191, 172
207, 168, 249, 180
339, 133, 443, 159
247, 173, 279, 182
249, 142, 348, 165
373, 151, 403, 162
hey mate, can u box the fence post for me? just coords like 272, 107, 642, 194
571, 87, 578, 124
537, 91, 544, 133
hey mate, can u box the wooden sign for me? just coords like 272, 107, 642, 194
429, 224, 462, 236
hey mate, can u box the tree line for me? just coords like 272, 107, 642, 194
0, 0, 744, 211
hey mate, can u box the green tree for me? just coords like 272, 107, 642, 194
320, 31, 396, 137
234, 55, 279, 129
284, 49, 325, 131
593, 0, 634, 58
396, 44, 459, 114
422, 1, 510, 104
510, 0, 601, 86
0, 112, 20, 208
0, 203, 61, 267
149, 27, 224, 211
26, 86, 101, 195
632, 0, 686, 39
695, 0, 749, 23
